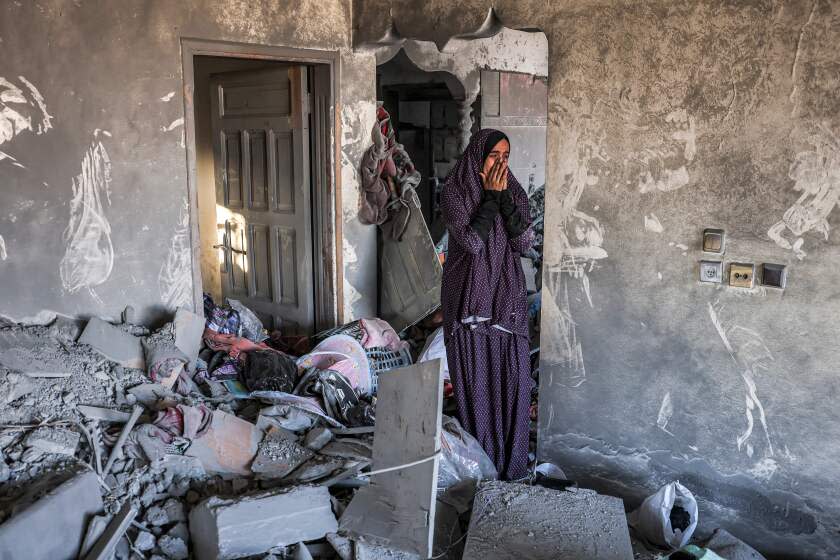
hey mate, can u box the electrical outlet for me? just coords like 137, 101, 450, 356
702, 229, 725, 253
699, 260, 723, 283
729, 263, 755, 289
761, 263, 787, 289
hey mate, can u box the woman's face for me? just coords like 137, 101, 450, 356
482, 139, 510, 176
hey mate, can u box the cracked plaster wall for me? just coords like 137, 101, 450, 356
0, 0, 377, 327
356, 1, 840, 557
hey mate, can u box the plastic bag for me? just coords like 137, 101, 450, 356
438, 416, 497, 491
628, 481, 699, 549
418, 327, 449, 381
227, 299, 268, 342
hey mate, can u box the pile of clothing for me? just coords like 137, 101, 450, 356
358, 105, 422, 240
190, 295, 415, 428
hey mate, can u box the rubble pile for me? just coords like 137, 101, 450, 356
0, 296, 768, 560
0, 297, 438, 559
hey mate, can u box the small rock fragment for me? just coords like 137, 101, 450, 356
135, 531, 156, 551
158, 535, 189, 560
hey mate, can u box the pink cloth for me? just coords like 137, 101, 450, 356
296, 335, 372, 395
360, 318, 408, 352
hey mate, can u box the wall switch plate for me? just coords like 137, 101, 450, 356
761, 263, 787, 289
729, 262, 755, 288
702, 228, 725, 253
699, 260, 723, 283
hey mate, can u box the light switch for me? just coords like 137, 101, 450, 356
703, 229, 725, 253
729, 263, 755, 289
761, 263, 787, 289
699, 260, 723, 283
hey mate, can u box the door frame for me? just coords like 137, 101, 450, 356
181, 38, 341, 329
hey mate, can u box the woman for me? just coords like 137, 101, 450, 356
441, 129, 534, 480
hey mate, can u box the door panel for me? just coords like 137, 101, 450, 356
211, 66, 315, 333
379, 190, 443, 333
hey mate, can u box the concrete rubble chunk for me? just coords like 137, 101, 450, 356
24, 426, 80, 456
79, 317, 145, 369
158, 535, 189, 560
304, 426, 334, 451
251, 427, 314, 479
135, 531, 156, 551
185, 410, 263, 476
189, 485, 338, 560
0, 470, 104, 560
461, 481, 634, 560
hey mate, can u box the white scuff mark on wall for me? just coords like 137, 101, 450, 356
60, 139, 114, 303
0, 76, 52, 165
93, 128, 112, 138
542, 112, 609, 387
658, 272, 663, 281
748, 457, 779, 482
674, 243, 689, 251
768, 123, 839, 260
708, 300, 775, 459
644, 213, 664, 233
159, 197, 193, 311
656, 391, 674, 435
0, 150, 25, 168
0, 234, 6, 260
160, 91, 176, 102
161, 118, 184, 132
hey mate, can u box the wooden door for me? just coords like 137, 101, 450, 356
211, 66, 314, 333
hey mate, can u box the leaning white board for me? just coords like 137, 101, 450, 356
340, 359, 444, 557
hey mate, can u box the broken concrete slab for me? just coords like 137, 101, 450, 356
702, 529, 766, 560
340, 360, 444, 558
189, 485, 338, 560
24, 426, 80, 456
79, 317, 145, 369
174, 307, 204, 366
77, 404, 134, 423
127, 382, 178, 409
461, 482, 634, 560
319, 438, 372, 462
0, 470, 104, 560
251, 427, 314, 479
326, 533, 354, 560
2, 371, 37, 404
287, 454, 346, 483
185, 410, 263, 476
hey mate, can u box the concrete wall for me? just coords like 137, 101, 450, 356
0, 0, 377, 327
355, 1, 840, 557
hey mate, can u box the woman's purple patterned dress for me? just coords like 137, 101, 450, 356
440, 129, 534, 480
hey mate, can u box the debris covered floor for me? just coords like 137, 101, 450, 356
0, 296, 767, 560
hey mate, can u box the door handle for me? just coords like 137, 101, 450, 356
213, 243, 247, 255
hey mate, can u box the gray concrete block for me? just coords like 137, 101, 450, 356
79, 317, 144, 369
303, 426, 334, 451
189, 485, 338, 560
0, 470, 104, 560
461, 482, 633, 560
24, 426, 80, 456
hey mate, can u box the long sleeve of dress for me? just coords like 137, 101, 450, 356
500, 188, 533, 254
441, 184, 498, 254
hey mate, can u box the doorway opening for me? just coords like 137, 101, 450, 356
374, 35, 548, 371
182, 42, 338, 335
